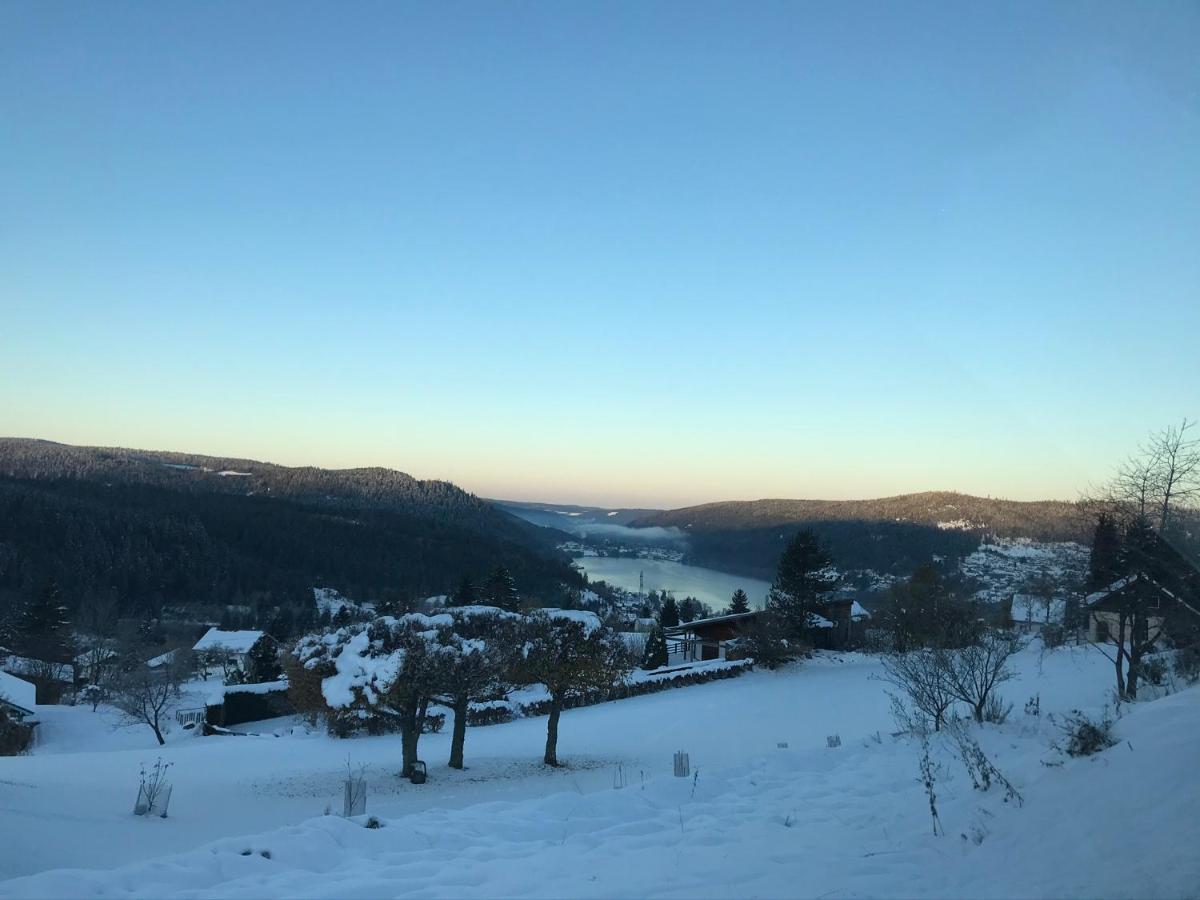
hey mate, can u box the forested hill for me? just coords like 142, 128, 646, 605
636, 492, 1087, 539
632, 491, 1091, 579
0, 439, 553, 544
0, 439, 577, 619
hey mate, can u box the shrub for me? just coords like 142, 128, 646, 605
1055, 709, 1116, 757
0, 708, 34, 756
1174, 646, 1200, 685
981, 693, 1012, 725
1041, 624, 1064, 649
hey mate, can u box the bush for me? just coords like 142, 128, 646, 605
1041, 624, 1064, 648
0, 708, 34, 755
1140, 657, 1167, 687
1055, 709, 1116, 757
981, 693, 1012, 724
1174, 646, 1200, 685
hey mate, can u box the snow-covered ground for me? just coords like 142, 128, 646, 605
1, 645, 1195, 898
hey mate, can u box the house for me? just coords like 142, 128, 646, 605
0, 670, 38, 723
1009, 593, 1066, 635
819, 599, 871, 649
665, 611, 758, 662
192, 628, 275, 679
1085, 576, 1179, 644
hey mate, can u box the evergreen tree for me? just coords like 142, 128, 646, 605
246, 639, 282, 683
728, 589, 751, 615
766, 529, 836, 636
16, 580, 75, 664
679, 596, 698, 623
659, 595, 680, 628
482, 565, 520, 612
640, 626, 668, 669
1088, 513, 1122, 591
638, 602, 652, 619
451, 576, 478, 607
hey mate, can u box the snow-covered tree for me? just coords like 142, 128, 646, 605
294, 614, 457, 777
514, 611, 630, 766
434, 607, 520, 769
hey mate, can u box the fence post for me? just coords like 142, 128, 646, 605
673, 751, 690, 777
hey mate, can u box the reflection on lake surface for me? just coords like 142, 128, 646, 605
572, 556, 771, 612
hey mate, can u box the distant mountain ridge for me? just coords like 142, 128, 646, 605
634, 491, 1088, 542
627, 491, 1090, 580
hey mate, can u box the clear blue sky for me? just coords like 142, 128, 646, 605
2, 1, 1197, 507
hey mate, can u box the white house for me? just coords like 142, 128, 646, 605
192, 628, 271, 677
0, 670, 38, 723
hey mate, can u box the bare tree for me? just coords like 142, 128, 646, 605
1152, 419, 1200, 532
942, 630, 1022, 723
878, 649, 956, 732
109, 660, 185, 745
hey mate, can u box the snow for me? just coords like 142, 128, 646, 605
1011, 593, 1066, 625
0, 670, 36, 713
1, 645, 1196, 898
539, 608, 602, 634
1085, 574, 1138, 606
849, 600, 871, 619
145, 649, 180, 668
192, 628, 264, 654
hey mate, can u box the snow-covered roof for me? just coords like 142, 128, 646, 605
806, 613, 835, 629
850, 601, 871, 620
540, 609, 602, 635
1011, 594, 1066, 625
0, 670, 37, 714
1084, 575, 1138, 607
145, 649, 181, 668
193, 628, 265, 654
665, 611, 758, 634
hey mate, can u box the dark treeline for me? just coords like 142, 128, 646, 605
680, 520, 983, 580
0, 475, 580, 621
0, 438, 558, 551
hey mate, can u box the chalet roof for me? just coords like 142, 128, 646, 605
1084, 575, 1139, 607
0, 670, 37, 716
193, 628, 265, 654
664, 610, 758, 635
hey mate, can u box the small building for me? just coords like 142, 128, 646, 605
819, 599, 871, 649
1085, 576, 1176, 644
665, 611, 758, 662
1010, 594, 1066, 635
192, 628, 275, 679
0, 670, 38, 723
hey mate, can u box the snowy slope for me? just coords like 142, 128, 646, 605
1, 647, 1195, 898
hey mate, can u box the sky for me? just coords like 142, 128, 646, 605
1, 1, 1197, 509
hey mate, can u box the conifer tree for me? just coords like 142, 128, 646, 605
640, 626, 669, 670
482, 566, 520, 612
767, 529, 836, 636
728, 589, 751, 615
452, 576, 479, 607
16, 580, 74, 664
1088, 513, 1122, 591
679, 596, 698, 623
659, 595, 680, 628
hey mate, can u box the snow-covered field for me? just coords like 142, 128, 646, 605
1, 645, 1196, 898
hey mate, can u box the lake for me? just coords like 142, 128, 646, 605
572, 556, 772, 612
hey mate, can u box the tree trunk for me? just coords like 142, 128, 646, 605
400, 699, 421, 776
448, 696, 469, 769
151, 722, 165, 745
544, 697, 562, 766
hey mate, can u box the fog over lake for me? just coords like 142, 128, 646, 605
573, 556, 772, 612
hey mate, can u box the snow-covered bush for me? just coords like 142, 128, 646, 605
981, 693, 1013, 725
1174, 646, 1200, 684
